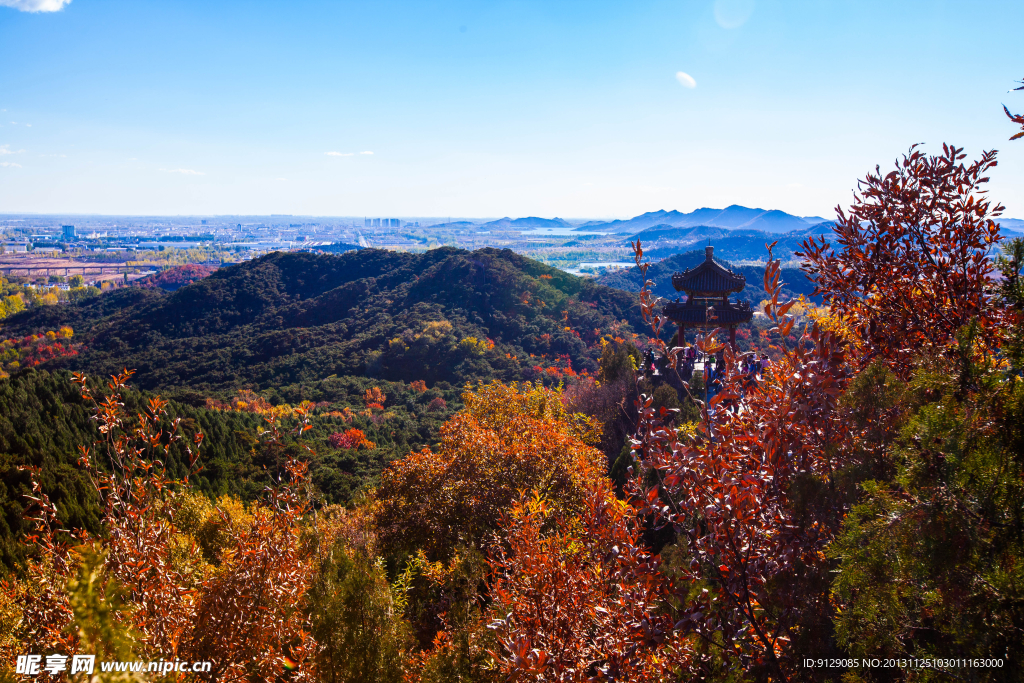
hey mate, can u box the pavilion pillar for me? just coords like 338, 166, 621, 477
729, 326, 737, 350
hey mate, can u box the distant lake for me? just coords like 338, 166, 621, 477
578, 261, 634, 268
519, 227, 607, 236
560, 261, 636, 275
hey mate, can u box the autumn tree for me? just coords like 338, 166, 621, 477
800, 144, 1005, 377
796, 144, 1024, 673
372, 380, 607, 679
2, 371, 327, 682
373, 380, 605, 562
486, 484, 691, 681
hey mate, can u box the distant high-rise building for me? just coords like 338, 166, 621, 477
373, 218, 381, 227
62, 225, 76, 240
201, 219, 208, 225
364, 218, 372, 228
388, 218, 401, 227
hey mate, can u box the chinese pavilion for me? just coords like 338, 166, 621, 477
663, 245, 753, 349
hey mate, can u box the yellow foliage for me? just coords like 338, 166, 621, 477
1, 293, 26, 318
173, 491, 255, 567
461, 380, 603, 446
417, 319, 453, 342
374, 380, 606, 560
206, 389, 295, 420
457, 336, 489, 356
803, 297, 860, 347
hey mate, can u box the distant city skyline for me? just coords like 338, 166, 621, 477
1, 0, 1022, 218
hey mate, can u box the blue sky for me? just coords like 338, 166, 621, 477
1, 0, 1022, 218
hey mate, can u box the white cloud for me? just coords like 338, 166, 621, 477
160, 168, 205, 175
675, 71, 697, 88
0, 161, 22, 168
0, 144, 25, 155
0, 0, 73, 12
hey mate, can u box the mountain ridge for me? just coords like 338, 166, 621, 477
3, 247, 651, 392
578, 205, 817, 234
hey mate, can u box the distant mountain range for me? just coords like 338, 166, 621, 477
417, 207, 1024, 237
578, 205, 825, 234
613, 213, 1024, 263
1000, 218, 1024, 234
623, 222, 828, 262
482, 216, 573, 229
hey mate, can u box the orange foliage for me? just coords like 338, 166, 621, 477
329, 428, 375, 449
5, 371, 326, 681
323, 407, 356, 421
409, 379, 428, 393
487, 486, 693, 680
484, 240, 854, 680
364, 386, 387, 407
373, 380, 605, 561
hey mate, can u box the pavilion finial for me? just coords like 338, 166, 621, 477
705, 244, 714, 261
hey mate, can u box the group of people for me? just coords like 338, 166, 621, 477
703, 351, 772, 403
741, 352, 772, 377
679, 344, 699, 380
641, 341, 775, 406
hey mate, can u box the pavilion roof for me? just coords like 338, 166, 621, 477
671, 245, 746, 295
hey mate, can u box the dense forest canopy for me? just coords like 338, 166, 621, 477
3, 247, 651, 392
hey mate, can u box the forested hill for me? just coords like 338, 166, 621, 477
4, 247, 649, 392
596, 250, 819, 304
